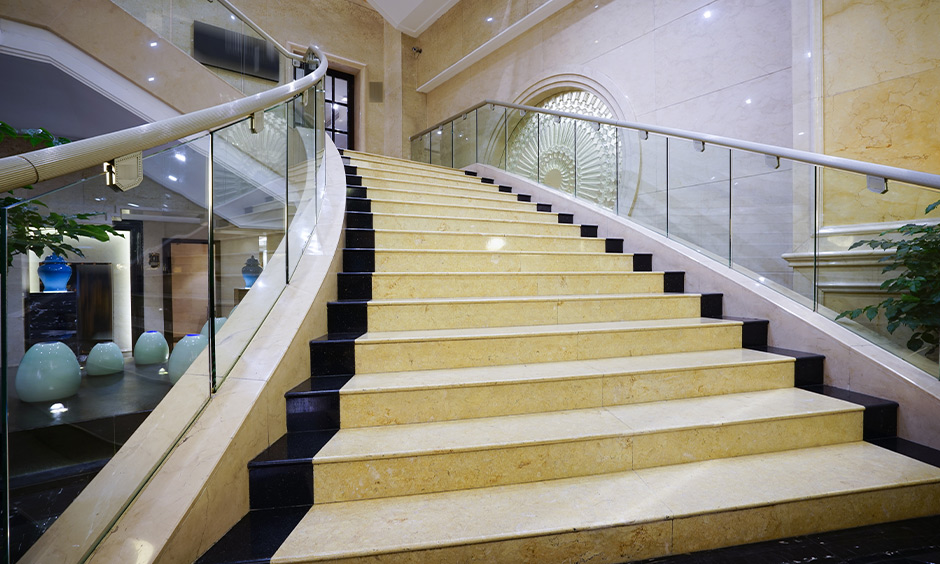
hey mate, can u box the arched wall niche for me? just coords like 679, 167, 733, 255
502, 67, 643, 215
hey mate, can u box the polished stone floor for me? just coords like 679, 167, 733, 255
634, 514, 940, 564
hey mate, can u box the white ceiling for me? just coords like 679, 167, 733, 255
367, 0, 460, 36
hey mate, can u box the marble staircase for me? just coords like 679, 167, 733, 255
198, 151, 940, 564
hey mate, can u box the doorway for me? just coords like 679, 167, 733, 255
324, 69, 354, 150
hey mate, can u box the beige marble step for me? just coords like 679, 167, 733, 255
373, 249, 633, 273
366, 293, 701, 332
347, 151, 470, 179
314, 388, 862, 503
363, 185, 536, 211
340, 349, 795, 427
273, 442, 940, 563
372, 229, 608, 252
370, 212, 584, 237
370, 271, 666, 299
357, 174, 510, 195
369, 198, 559, 223
354, 318, 742, 373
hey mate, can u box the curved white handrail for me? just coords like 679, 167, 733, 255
0, 46, 326, 193
413, 99, 940, 191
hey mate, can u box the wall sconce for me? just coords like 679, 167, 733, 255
148, 252, 161, 269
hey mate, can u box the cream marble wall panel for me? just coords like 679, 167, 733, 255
314, 436, 632, 502
369, 199, 558, 222
354, 319, 741, 373
824, 66, 940, 178
823, 0, 940, 97
542, 1, 653, 73
653, 0, 791, 110
588, 33, 657, 117
371, 213, 584, 236
652, 69, 794, 147
372, 230, 607, 252
416, 0, 538, 85
372, 249, 633, 272
0, 0, 241, 113
370, 271, 664, 299
653, 0, 712, 27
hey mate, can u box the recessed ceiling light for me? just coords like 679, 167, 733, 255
486, 17, 494, 22
703, 10, 712, 18
150, 42, 158, 47
148, 77, 155, 82
168, 175, 178, 182
174, 153, 186, 162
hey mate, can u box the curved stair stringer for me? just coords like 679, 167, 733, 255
33, 144, 348, 564
470, 164, 940, 451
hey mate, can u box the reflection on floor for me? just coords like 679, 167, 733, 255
8, 355, 173, 560
634, 514, 940, 564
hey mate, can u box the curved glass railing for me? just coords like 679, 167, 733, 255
411, 101, 940, 379
0, 2, 326, 561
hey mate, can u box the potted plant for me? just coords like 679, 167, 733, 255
837, 199, 940, 361
1, 121, 123, 268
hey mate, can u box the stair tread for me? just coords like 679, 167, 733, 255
250, 430, 338, 466
315, 388, 857, 463
373, 248, 626, 257
368, 292, 695, 307
369, 227, 594, 241
272, 443, 940, 562
369, 211, 571, 228
357, 317, 737, 343
341, 348, 793, 393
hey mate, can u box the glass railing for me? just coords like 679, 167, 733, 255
1, 5, 326, 562
111, 0, 291, 95
411, 101, 940, 379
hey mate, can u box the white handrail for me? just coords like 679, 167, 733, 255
413, 100, 940, 192
0, 44, 326, 192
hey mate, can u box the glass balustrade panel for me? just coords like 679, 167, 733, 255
506, 109, 535, 183
575, 121, 619, 212
2, 134, 213, 561
453, 113, 477, 170
621, 132, 668, 234
729, 151, 816, 308
817, 169, 940, 376
210, 108, 288, 386
410, 136, 425, 163
111, 0, 287, 95
429, 126, 444, 167
287, 91, 323, 279
437, 122, 454, 168
666, 139, 732, 264
476, 106, 507, 169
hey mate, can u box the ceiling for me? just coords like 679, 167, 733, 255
366, 0, 460, 36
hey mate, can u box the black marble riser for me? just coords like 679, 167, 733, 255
195, 506, 310, 564
248, 429, 337, 509
285, 376, 352, 432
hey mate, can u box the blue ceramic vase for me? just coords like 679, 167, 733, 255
242, 255, 262, 288
38, 254, 72, 292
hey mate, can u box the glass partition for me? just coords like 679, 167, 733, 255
3, 136, 213, 560
111, 0, 290, 94
453, 113, 476, 169
2, 88, 324, 560
408, 100, 940, 379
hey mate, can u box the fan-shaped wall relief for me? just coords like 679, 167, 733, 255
507, 90, 619, 210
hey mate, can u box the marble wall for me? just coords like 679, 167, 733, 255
821, 0, 940, 226
418, 0, 796, 147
